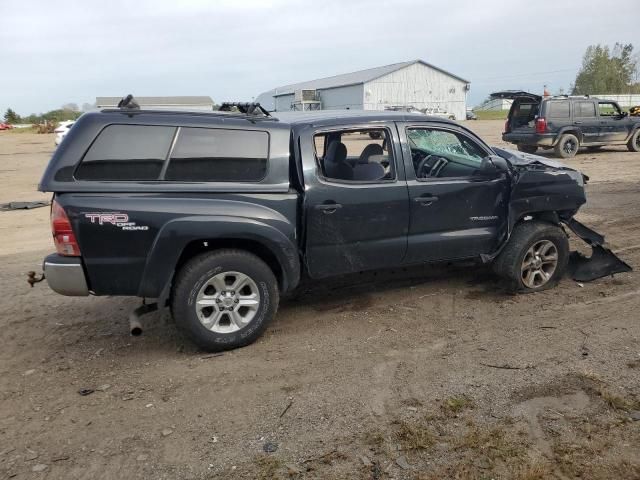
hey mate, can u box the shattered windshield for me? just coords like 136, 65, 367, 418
408, 129, 485, 161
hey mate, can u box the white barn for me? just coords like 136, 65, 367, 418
256, 60, 470, 120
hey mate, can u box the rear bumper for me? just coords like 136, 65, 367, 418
503, 132, 556, 147
44, 253, 89, 296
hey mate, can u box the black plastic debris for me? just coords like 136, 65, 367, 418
0, 200, 50, 211
565, 218, 632, 282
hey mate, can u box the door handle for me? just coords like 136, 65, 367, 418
574, 121, 582, 125
315, 203, 342, 214
413, 195, 439, 205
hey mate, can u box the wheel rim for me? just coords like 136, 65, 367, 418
564, 138, 577, 155
521, 240, 558, 288
195, 271, 261, 333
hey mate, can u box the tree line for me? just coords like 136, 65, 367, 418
3, 103, 87, 125
572, 43, 639, 95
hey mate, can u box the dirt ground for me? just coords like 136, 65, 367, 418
0, 122, 639, 480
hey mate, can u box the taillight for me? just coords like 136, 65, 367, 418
51, 200, 81, 256
504, 119, 511, 134
535, 117, 547, 134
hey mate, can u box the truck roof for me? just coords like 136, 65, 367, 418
97, 108, 458, 128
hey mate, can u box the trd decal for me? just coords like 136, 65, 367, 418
84, 212, 149, 231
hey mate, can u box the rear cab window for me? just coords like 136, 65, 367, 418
75, 125, 269, 183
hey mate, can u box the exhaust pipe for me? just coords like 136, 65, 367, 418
128, 303, 158, 336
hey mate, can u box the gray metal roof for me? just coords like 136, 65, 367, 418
267, 60, 470, 98
95, 96, 214, 107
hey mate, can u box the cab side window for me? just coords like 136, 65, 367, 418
313, 128, 395, 183
598, 102, 622, 117
407, 128, 487, 179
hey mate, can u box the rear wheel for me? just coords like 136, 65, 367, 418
171, 249, 279, 351
627, 129, 640, 152
517, 144, 538, 154
493, 221, 569, 292
554, 134, 579, 158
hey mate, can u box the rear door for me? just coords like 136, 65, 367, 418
299, 123, 410, 278
398, 122, 509, 263
573, 101, 600, 144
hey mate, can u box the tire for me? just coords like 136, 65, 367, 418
492, 221, 569, 293
627, 129, 640, 152
171, 249, 279, 351
517, 144, 538, 154
554, 134, 579, 158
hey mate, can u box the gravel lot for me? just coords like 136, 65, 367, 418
0, 122, 639, 479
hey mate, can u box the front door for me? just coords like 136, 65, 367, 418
398, 123, 509, 264
598, 101, 628, 142
299, 123, 410, 278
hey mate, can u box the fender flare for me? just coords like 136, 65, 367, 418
137, 215, 300, 299
552, 127, 583, 145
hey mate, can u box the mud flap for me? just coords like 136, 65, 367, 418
564, 218, 632, 282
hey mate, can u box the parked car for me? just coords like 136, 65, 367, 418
423, 107, 456, 120
54, 120, 75, 145
493, 91, 640, 158
36, 99, 630, 351
466, 110, 477, 121
0, 122, 14, 130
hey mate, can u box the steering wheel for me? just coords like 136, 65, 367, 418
416, 155, 436, 178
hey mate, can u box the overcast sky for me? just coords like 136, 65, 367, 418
1, 0, 638, 115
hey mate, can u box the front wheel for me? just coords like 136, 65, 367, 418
171, 249, 279, 351
517, 144, 538, 154
554, 134, 579, 158
627, 129, 640, 152
492, 221, 569, 292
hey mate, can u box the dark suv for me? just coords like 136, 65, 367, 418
493, 91, 640, 158
36, 99, 630, 351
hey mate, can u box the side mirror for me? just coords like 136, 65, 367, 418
622, 111, 629, 117
483, 155, 510, 174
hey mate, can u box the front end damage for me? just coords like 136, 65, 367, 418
493, 147, 632, 282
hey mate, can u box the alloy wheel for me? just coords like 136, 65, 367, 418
195, 271, 261, 333
521, 240, 558, 288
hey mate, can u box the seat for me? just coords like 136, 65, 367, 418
352, 162, 386, 181
357, 143, 384, 164
323, 142, 352, 180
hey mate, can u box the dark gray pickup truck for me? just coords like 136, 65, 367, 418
37, 100, 630, 351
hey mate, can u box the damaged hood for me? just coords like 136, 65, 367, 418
492, 147, 587, 184
493, 147, 572, 170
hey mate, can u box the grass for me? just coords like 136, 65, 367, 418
2, 126, 37, 134
255, 455, 283, 480
474, 110, 509, 120
456, 426, 524, 461
394, 420, 435, 451
442, 395, 474, 415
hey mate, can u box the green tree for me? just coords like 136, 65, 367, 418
3, 108, 21, 124
573, 43, 639, 94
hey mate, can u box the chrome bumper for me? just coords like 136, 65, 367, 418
44, 254, 89, 296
